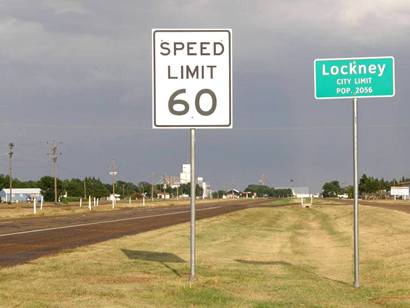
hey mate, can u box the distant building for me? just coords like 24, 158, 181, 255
108, 194, 121, 201
0, 188, 42, 203
337, 193, 349, 199
179, 164, 210, 198
225, 189, 241, 199
241, 191, 256, 199
390, 186, 409, 200
180, 164, 191, 184
157, 192, 170, 199
291, 187, 310, 198
276, 186, 311, 198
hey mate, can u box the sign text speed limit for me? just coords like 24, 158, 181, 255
152, 29, 232, 128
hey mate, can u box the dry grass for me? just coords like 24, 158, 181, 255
1, 200, 410, 306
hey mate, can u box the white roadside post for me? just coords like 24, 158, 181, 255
152, 29, 232, 281
33, 199, 37, 214
129, 197, 131, 205
40, 196, 44, 211
96, 198, 99, 207
142, 194, 145, 206
79, 198, 82, 207
314, 56, 395, 288
112, 197, 115, 209
88, 196, 91, 211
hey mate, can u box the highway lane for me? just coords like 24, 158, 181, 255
0, 200, 268, 267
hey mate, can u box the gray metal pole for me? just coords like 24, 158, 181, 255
8, 143, 14, 204
190, 128, 196, 281
353, 97, 360, 288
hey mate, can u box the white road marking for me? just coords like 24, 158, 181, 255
0, 206, 224, 238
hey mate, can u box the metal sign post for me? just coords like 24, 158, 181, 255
190, 128, 196, 280
353, 97, 359, 288
314, 56, 395, 288
152, 29, 232, 280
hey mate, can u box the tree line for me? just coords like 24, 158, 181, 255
243, 184, 293, 198
0, 175, 204, 202
322, 175, 410, 198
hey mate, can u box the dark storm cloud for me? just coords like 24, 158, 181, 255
0, 0, 409, 191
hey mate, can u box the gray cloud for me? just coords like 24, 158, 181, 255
0, 0, 409, 191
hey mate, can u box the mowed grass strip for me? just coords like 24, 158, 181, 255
1, 200, 410, 307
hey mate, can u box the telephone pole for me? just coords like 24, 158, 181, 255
109, 160, 118, 197
47, 141, 61, 203
151, 172, 155, 201
8, 143, 14, 204
83, 178, 87, 199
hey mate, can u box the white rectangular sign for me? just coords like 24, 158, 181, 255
152, 29, 232, 128
390, 186, 409, 197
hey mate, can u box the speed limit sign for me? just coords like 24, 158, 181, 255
152, 29, 232, 128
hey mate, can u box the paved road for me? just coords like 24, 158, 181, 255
360, 200, 410, 214
330, 199, 410, 214
0, 200, 269, 267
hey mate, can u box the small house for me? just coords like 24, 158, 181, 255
0, 188, 43, 203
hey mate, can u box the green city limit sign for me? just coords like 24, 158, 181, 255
314, 56, 395, 99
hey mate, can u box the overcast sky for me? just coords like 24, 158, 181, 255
0, 0, 409, 191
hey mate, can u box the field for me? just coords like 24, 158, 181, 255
1, 199, 410, 307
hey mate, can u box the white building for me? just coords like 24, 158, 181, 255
108, 194, 121, 201
291, 187, 310, 198
179, 164, 210, 199
390, 186, 409, 200
0, 188, 42, 203
180, 164, 191, 184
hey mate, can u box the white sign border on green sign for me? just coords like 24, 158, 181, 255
314, 56, 396, 100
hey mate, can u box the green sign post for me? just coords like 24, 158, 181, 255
314, 56, 395, 99
314, 56, 395, 289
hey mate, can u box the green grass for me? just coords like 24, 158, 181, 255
1, 200, 410, 307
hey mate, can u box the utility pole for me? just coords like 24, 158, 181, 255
151, 172, 155, 201
47, 141, 62, 203
83, 178, 87, 199
109, 160, 118, 198
8, 143, 14, 204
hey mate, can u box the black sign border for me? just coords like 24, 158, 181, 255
153, 29, 232, 128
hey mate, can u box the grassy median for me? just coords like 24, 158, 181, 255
1, 199, 410, 307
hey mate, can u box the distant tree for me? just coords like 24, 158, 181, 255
345, 185, 354, 198
217, 190, 226, 198
39, 176, 63, 202
322, 181, 342, 198
359, 174, 390, 197
116, 180, 138, 197
137, 181, 152, 197
84, 177, 110, 198
63, 178, 84, 197
271, 188, 293, 198
243, 184, 292, 198
178, 183, 203, 197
